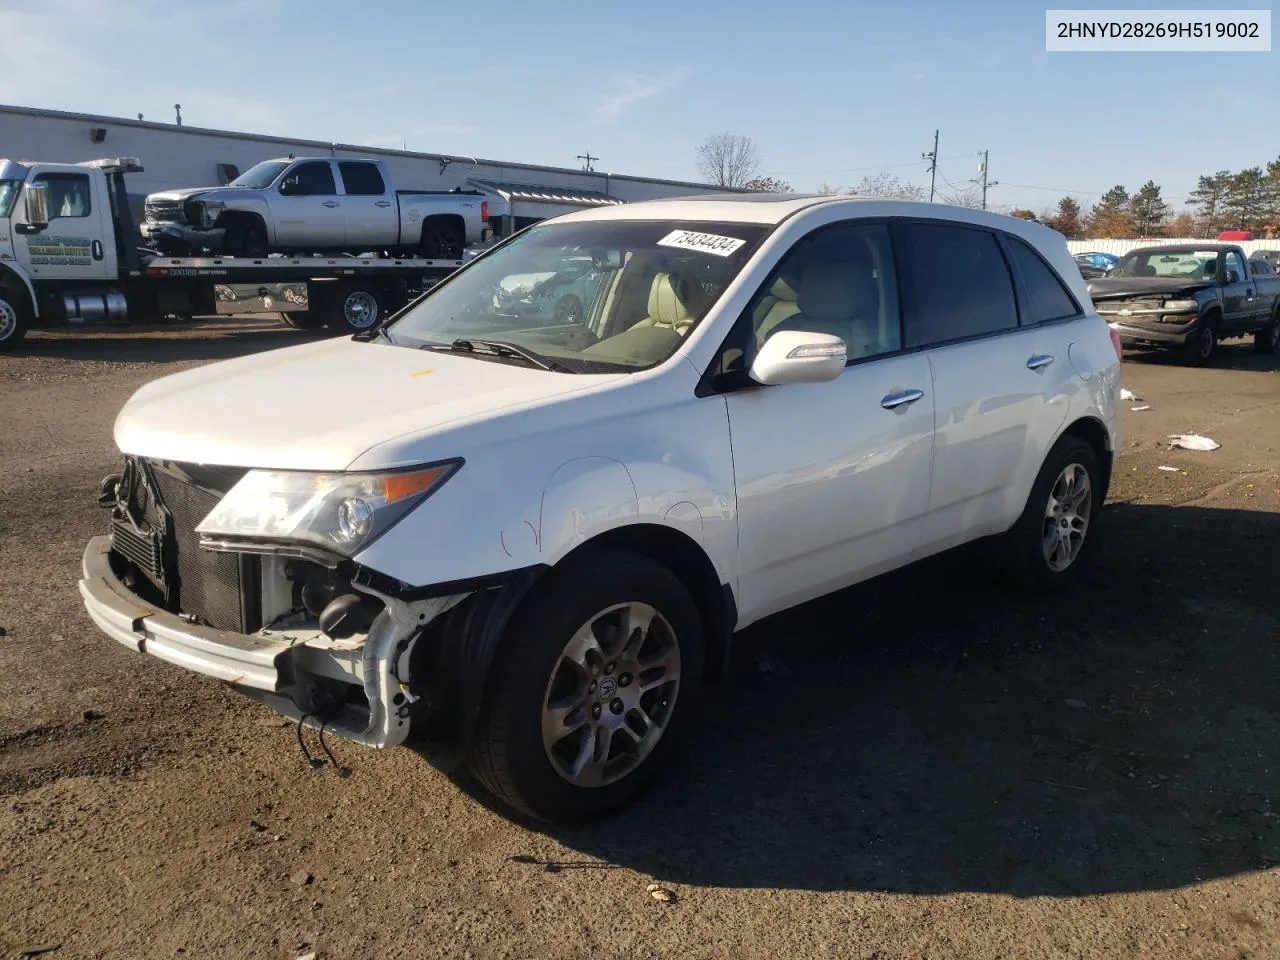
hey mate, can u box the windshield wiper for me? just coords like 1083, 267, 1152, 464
423, 337, 570, 372
352, 324, 393, 344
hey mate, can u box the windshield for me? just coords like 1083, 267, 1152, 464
0, 180, 19, 218
229, 160, 291, 189
387, 220, 770, 372
1112, 250, 1221, 279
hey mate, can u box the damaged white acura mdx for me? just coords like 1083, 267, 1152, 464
80, 195, 1121, 823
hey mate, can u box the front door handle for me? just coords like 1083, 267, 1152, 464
880, 388, 925, 410
1026, 354, 1054, 370
373, 200, 392, 208
321, 200, 340, 208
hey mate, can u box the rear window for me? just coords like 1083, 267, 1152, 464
339, 162, 386, 196
901, 222, 1018, 347
1006, 236, 1079, 323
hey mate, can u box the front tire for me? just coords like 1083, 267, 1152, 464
990, 435, 1101, 592
1253, 311, 1280, 354
223, 220, 268, 258
0, 290, 31, 352
467, 546, 704, 824
1181, 317, 1217, 366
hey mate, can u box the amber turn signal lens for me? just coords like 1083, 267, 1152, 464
380, 466, 451, 505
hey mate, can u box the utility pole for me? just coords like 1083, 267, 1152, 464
977, 150, 999, 210
921, 130, 939, 203
174, 103, 182, 126
577, 151, 598, 172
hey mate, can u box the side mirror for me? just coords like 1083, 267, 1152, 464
18, 181, 49, 233
280, 178, 300, 196
749, 330, 847, 385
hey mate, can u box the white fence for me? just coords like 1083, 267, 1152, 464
1067, 239, 1280, 256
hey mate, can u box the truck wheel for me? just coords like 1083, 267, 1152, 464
419, 221, 464, 260
467, 546, 704, 824
319, 285, 383, 333
279, 311, 327, 331
1253, 311, 1280, 354
988, 434, 1101, 592
0, 290, 31, 352
1180, 318, 1217, 366
224, 220, 268, 259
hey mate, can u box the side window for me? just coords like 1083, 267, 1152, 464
1251, 260, 1272, 277
1006, 235, 1080, 323
1223, 251, 1245, 283
901, 222, 1017, 348
338, 162, 386, 196
751, 222, 901, 361
282, 161, 336, 196
35, 173, 92, 219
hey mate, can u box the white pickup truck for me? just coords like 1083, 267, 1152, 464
141, 157, 490, 259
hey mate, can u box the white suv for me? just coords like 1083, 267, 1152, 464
80, 195, 1121, 823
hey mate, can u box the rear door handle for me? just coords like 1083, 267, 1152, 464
321, 200, 340, 208
374, 201, 392, 208
1026, 354, 1054, 370
880, 388, 925, 410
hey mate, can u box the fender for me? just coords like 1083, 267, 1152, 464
0, 262, 39, 318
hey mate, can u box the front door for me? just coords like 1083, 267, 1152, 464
724, 220, 936, 626
337, 161, 397, 250
1219, 249, 1253, 333
270, 160, 344, 250
13, 171, 116, 282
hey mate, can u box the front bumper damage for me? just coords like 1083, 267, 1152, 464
1098, 309, 1199, 346
79, 536, 467, 749
139, 220, 227, 254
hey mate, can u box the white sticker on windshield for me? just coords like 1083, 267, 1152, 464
657, 229, 746, 257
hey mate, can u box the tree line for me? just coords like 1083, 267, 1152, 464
696, 133, 1280, 239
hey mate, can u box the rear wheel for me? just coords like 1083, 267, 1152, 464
419, 220, 464, 260
1253, 310, 1280, 354
0, 290, 31, 351
467, 546, 704, 824
278, 311, 328, 331
989, 434, 1101, 592
317, 284, 383, 333
1180, 317, 1218, 366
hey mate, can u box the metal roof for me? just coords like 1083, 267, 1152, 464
467, 178, 623, 207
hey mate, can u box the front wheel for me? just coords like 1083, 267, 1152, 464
223, 220, 268, 259
0, 291, 31, 352
1253, 311, 1280, 354
467, 546, 704, 824
989, 435, 1101, 592
1180, 319, 1217, 366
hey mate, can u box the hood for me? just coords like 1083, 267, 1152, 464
114, 337, 625, 471
146, 186, 256, 204
1086, 276, 1214, 300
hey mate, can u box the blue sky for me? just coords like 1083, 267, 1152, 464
2, 0, 1276, 212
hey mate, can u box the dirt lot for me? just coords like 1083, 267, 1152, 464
1, 320, 1278, 960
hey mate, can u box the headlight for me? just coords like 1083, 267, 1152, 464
1161, 300, 1197, 312
195, 461, 461, 557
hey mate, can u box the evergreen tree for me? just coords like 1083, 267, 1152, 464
1129, 181, 1170, 236
1088, 186, 1133, 238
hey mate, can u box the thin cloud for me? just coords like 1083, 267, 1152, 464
362, 124, 478, 148
593, 68, 691, 123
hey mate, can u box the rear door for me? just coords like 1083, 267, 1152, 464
271, 161, 343, 249
897, 221, 1079, 556
337, 161, 397, 249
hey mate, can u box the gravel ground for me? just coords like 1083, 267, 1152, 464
1, 320, 1278, 960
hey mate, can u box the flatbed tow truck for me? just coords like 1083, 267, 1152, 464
0, 157, 471, 350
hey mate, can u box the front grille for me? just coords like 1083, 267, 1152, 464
1096, 298, 1163, 314
145, 198, 185, 223
109, 458, 260, 634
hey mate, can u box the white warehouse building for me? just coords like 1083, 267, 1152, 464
0, 104, 737, 234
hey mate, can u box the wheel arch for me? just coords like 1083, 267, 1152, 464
215, 209, 272, 246
419, 213, 465, 247
1060, 415, 1113, 506
0, 263, 38, 319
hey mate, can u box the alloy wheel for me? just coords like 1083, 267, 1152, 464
1042, 462, 1092, 572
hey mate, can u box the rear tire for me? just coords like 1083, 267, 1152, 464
467, 546, 704, 824
419, 220, 464, 260
989, 434, 1101, 592
0, 289, 30, 352
1180, 317, 1217, 366
1253, 311, 1280, 354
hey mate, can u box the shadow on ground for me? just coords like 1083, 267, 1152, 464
476, 503, 1280, 896
1124, 341, 1280, 372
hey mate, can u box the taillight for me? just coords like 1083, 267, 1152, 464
480, 200, 489, 223
1109, 327, 1123, 360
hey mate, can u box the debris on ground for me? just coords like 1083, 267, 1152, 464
295, 951, 317, 960
249, 819, 266, 832
1167, 434, 1220, 452
1120, 388, 1141, 401
290, 871, 313, 887
647, 882, 677, 903
18, 946, 61, 959
1130, 405, 1151, 412
80, 709, 104, 722
0, 625, 8, 637
1158, 466, 1181, 473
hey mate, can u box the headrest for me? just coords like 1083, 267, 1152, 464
798, 262, 879, 320
648, 272, 699, 327
770, 275, 800, 303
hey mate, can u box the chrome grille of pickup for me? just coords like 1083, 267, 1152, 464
144, 198, 184, 223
